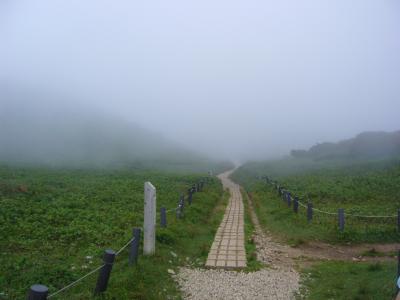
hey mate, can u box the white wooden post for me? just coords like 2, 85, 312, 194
144, 182, 156, 255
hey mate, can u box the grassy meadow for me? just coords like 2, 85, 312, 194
232, 157, 400, 299
0, 165, 227, 299
299, 261, 398, 300
232, 158, 400, 244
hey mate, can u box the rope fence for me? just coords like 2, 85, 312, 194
27, 176, 212, 300
260, 175, 400, 226
260, 175, 400, 296
47, 264, 105, 299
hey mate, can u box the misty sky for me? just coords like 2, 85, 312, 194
1, 0, 399, 161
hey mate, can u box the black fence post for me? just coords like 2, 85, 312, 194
338, 208, 345, 232
27, 284, 48, 300
398, 209, 400, 232
397, 249, 400, 293
94, 249, 116, 295
129, 228, 141, 265
180, 194, 185, 211
160, 207, 167, 228
397, 249, 400, 278
307, 203, 313, 223
293, 197, 299, 213
188, 189, 193, 205
176, 195, 184, 219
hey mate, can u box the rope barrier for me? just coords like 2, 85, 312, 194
166, 206, 180, 213
47, 235, 137, 298
28, 178, 210, 298
344, 213, 397, 218
266, 177, 398, 219
116, 237, 135, 256
297, 200, 308, 209
48, 264, 105, 298
311, 207, 339, 216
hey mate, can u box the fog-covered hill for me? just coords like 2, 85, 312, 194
0, 87, 232, 172
291, 131, 400, 161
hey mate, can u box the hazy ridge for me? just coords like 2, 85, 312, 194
291, 131, 400, 161
0, 89, 232, 172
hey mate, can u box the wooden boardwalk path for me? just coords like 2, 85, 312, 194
205, 170, 247, 268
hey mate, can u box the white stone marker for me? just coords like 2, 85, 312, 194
144, 181, 156, 255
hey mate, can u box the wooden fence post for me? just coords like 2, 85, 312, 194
144, 182, 156, 255
307, 203, 313, 223
338, 208, 345, 231
27, 285, 48, 300
129, 228, 141, 265
160, 207, 167, 228
94, 250, 115, 295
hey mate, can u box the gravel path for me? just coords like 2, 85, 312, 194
175, 268, 299, 300
174, 170, 300, 299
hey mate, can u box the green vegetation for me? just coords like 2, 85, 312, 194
232, 157, 400, 299
241, 189, 263, 272
0, 166, 226, 299
232, 158, 400, 243
298, 261, 397, 300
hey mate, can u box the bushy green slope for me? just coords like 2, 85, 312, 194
232, 158, 400, 243
0, 166, 225, 299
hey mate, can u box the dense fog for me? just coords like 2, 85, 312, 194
1, 0, 399, 164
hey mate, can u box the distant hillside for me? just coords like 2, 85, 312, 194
291, 131, 400, 161
0, 87, 232, 172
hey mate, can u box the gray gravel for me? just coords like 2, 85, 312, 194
173, 177, 301, 300
174, 267, 299, 300
172, 170, 302, 299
